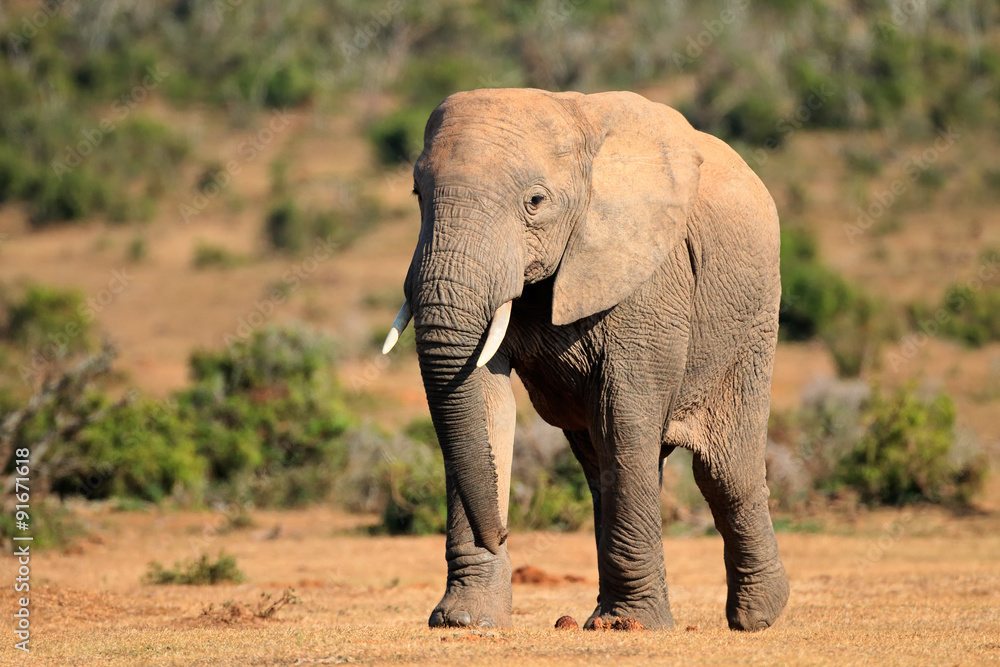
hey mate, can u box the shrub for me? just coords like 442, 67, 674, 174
189, 325, 336, 393
367, 107, 432, 166
779, 227, 860, 341
263, 193, 376, 254
6, 325, 353, 508
181, 325, 351, 505
376, 416, 595, 536
55, 397, 207, 503
767, 380, 987, 508
377, 435, 448, 536
909, 281, 1000, 347
0, 498, 89, 550
3, 285, 93, 355
143, 552, 245, 585
831, 386, 985, 505
508, 448, 592, 531
192, 242, 244, 269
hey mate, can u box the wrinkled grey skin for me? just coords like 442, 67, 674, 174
399, 88, 789, 632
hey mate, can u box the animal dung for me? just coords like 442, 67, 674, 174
554, 615, 579, 630
591, 617, 646, 631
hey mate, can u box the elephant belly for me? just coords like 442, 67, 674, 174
515, 366, 589, 432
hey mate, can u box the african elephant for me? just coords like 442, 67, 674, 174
382, 88, 789, 631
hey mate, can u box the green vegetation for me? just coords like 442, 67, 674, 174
779, 227, 898, 376
192, 242, 244, 269
909, 279, 1000, 348
832, 386, 985, 505
2, 325, 352, 508
3, 284, 94, 355
368, 107, 433, 166
376, 417, 592, 536
768, 381, 987, 509
263, 161, 379, 254
0, 498, 89, 550
143, 552, 245, 585
377, 430, 448, 536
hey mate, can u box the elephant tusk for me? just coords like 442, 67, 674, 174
381, 301, 412, 354
476, 301, 512, 368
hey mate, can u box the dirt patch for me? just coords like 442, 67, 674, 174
512, 565, 586, 585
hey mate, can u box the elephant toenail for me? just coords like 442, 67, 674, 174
451, 611, 472, 626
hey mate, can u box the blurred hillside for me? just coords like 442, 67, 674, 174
1, 0, 999, 518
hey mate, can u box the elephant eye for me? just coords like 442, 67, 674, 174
526, 193, 546, 212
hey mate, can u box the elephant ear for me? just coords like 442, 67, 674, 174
551, 92, 704, 326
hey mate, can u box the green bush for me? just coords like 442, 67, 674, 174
910, 282, 1000, 347
192, 242, 244, 269
508, 448, 592, 531
189, 325, 336, 393
768, 380, 988, 508
3, 285, 93, 355
378, 434, 448, 536
831, 386, 985, 505
143, 552, 245, 585
367, 107, 432, 166
377, 418, 594, 536
6, 324, 353, 508
181, 325, 351, 505
0, 498, 89, 550
779, 227, 860, 341
57, 397, 207, 503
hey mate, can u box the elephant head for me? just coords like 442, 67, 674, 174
383, 89, 703, 554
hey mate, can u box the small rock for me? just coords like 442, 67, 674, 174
685, 625, 700, 632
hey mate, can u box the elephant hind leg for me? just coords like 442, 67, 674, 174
690, 355, 789, 631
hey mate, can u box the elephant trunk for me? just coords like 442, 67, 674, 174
412, 285, 507, 554
404, 184, 524, 554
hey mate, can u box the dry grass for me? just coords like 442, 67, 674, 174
1, 504, 998, 665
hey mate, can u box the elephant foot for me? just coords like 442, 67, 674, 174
428, 545, 512, 629
583, 599, 674, 631
726, 561, 789, 632
428, 588, 512, 629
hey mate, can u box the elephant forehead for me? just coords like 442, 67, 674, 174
426, 91, 579, 156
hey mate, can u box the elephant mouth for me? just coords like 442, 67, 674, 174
381, 300, 513, 369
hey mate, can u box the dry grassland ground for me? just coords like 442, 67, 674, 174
1, 503, 998, 666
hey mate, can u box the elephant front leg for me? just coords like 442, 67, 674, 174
586, 427, 674, 631
429, 359, 515, 629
